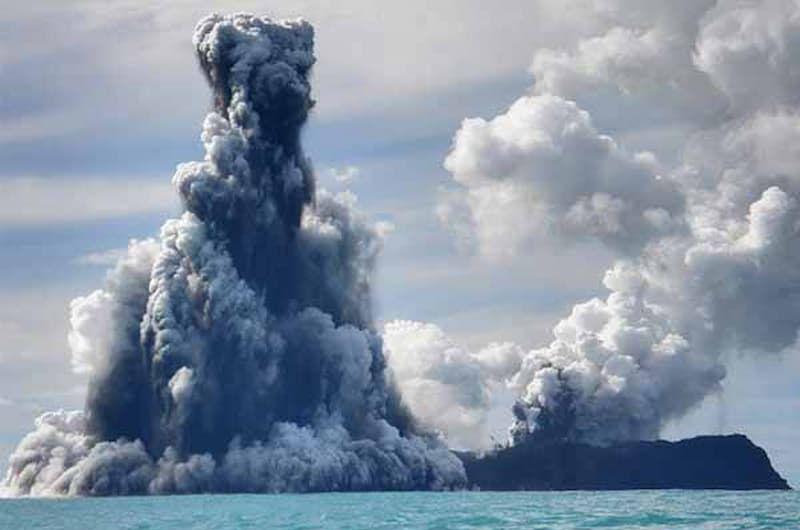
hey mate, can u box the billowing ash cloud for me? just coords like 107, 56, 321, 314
437, 0, 800, 446
3, 13, 465, 496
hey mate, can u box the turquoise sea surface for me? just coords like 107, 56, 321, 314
1, 490, 797, 529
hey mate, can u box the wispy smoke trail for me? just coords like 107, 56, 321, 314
3, 13, 465, 496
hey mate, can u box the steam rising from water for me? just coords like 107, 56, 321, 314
424, 0, 800, 446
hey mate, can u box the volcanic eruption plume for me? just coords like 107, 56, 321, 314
2, 13, 465, 496
387, 0, 800, 449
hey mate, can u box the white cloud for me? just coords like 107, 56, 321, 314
324, 166, 361, 184
441, 94, 682, 256
0, 0, 601, 140
695, 0, 800, 111
73, 248, 129, 266
0, 108, 89, 145
383, 320, 523, 450
0, 177, 177, 226
68, 239, 158, 375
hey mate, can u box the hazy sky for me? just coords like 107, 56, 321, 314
1, 1, 798, 485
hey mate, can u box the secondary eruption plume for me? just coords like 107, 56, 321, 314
384, 0, 800, 450
2, 13, 465, 496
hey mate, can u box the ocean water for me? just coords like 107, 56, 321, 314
1, 490, 797, 529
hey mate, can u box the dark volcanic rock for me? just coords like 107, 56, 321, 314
459, 434, 790, 490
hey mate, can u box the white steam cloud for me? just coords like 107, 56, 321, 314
383, 321, 523, 450
434, 0, 800, 446
441, 93, 683, 255
3, 13, 465, 496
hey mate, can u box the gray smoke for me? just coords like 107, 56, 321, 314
3, 13, 465, 496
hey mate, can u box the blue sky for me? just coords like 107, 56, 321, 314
1, 1, 798, 485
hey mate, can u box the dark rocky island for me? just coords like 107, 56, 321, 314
458, 434, 790, 490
